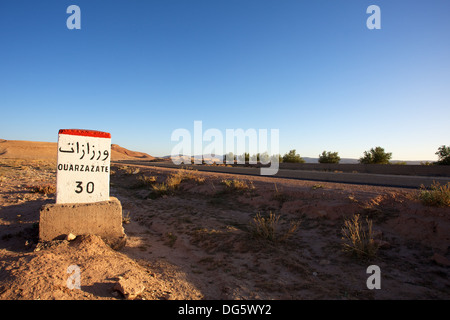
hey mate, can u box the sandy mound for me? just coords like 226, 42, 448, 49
111, 144, 154, 160
0, 140, 57, 160
0, 139, 154, 161
0, 235, 200, 300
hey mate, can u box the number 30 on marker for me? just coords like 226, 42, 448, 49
75, 181, 95, 194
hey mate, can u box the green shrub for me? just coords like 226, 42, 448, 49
419, 181, 450, 207
359, 146, 392, 164
435, 145, 450, 165
282, 150, 305, 163
318, 151, 341, 164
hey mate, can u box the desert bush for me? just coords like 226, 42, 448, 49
419, 181, 450, 207
282, 150, 305, 163
251, 212, 300, 242
151, 182, 171, 196
164, 232, 177, 247
273, 154, 283, 163
272, 183, 290, 203
318, 151, 341, 164
256, 152, 270, 164
172, 169, 205, 184
32, 184, 56, 195
359, 146, 392, 164
225, 152, 235, 164
132, 175, 157, 188
122, 210, 131, 224
435, 145, 450, 165
166, 174, 183, 190
139, 175, 156, 184
150, 174, 182, 196
341, 214, 378, 258
151, 169, 205, 197
120, 165, 140, 175
221, 179, 255, 192
237, 153, 250, 163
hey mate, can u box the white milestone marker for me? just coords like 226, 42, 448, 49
56, 129, 111, 204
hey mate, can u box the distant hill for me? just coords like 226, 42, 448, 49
0, 139, 154, 161
110, 144, 154, 160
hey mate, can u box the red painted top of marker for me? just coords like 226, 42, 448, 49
58, 129, 111, 139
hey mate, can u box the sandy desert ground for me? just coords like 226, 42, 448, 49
0, 148, 449, 300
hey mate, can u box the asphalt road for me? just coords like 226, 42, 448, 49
112, 161, 450, 189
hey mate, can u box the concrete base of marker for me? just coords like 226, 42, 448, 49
39, 197, 126, 250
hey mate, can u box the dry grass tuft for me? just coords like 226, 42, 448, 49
132, 175, 157, 188
272, 183, 290, 203
118, 165, 140, 175
151, 182, 171, 197
341, 214, 378, 258
221, 179, 255, 193
31, 184, 56, 195
250, 212, 300, 242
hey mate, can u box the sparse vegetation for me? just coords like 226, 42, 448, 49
419, 181, 450, 207
132, 175, 157, 188
272, 183, 290, 203
174, 168, 206, 184
250, 212, 300, 242
138, 175, 157, 184
151, 182, 171, 197
318, 151, 341, 164
435, 145, 450, 165
341, 214, 378, 258
151, 175, 181, 196
164, 232, 177, 247
282, 149, 305, 163
1, 147, 449, 300
165, 173, 183, 190
122, 210, 131, 224
221, 179, 255, 192
225, 152, 235, 164
150, 169, 206, 197
31, 184, 56, 195
120, 165, 140, 175
359, 146, 392, 165
237, 152, 250, 163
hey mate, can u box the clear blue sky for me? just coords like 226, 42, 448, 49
1, 0, 449, 160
